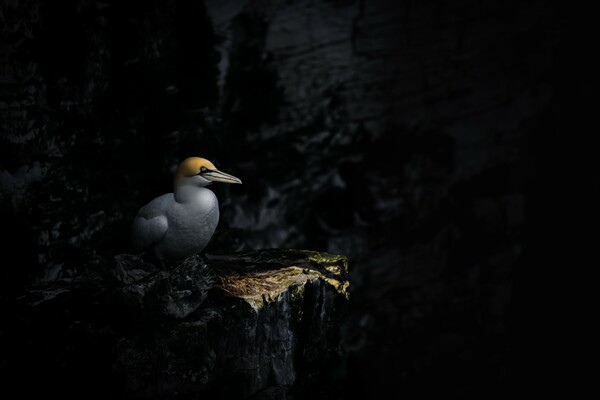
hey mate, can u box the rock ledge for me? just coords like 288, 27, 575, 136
1, 249, 349, 400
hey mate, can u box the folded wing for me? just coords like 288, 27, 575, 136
131, 194, 172, 251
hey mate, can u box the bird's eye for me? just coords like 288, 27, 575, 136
200, 166, 208, 173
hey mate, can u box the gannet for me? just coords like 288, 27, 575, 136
131, 157, 241, 261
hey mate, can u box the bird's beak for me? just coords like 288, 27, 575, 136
203, 169, 242, 184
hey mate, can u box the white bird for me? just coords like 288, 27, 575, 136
131, 157, 242, 261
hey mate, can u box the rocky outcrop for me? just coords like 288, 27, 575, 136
0, 249, 349, 399
0, 0, 569, 396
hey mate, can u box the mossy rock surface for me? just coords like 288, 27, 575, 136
1, 249, 349, 400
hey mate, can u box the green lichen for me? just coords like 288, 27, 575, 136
213, 250, 350, 308
306, 251, 349, 276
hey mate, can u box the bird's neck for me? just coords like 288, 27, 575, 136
174, 183, 209, 203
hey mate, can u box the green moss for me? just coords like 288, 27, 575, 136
213, 250, 350, 308
306, 251, 349, 276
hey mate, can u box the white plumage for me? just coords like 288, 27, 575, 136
131, 157, 241, 261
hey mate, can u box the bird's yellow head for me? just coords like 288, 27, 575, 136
174, 157, 242, 186
175, 157, 216, 179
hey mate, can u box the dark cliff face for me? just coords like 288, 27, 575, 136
0, 0, 221, 283
0, 0, 583, 397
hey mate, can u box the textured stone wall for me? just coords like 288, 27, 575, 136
0, 0, 573, 397
1, 1, 225, 287
203, 1, 567, 396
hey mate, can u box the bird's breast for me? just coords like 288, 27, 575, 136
155, 188, 219, 260
170, 189, 218, 229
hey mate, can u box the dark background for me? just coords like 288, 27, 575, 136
0, 0, 592, 397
